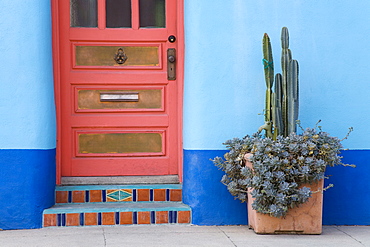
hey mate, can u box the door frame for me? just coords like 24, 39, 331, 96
51, 0, 185, 184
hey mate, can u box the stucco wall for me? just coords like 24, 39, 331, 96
183, 0, 370, 225
0, 1, 56, 230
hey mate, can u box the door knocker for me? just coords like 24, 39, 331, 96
114, 48, 128, 65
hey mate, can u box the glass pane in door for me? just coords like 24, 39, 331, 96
139, 0, 165, 28
70, 0, 98, 27
106, 0, 132, 28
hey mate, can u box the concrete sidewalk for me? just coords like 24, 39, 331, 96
1, 225, 369, 247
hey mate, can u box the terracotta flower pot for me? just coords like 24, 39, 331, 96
245, 153, 324, 234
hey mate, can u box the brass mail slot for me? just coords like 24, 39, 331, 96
100, 92, 139, 102
77, 89, 162, 110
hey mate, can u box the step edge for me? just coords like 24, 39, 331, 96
61, 175, 179, 185
43, 204, 192, 214
56, 184, 182, 191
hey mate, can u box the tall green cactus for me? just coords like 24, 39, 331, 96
259, 27, 299, 138
261, 33, 274, 138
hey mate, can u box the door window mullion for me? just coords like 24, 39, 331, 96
131, 0, 140, 30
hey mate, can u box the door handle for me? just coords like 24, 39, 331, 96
167, 48, 176, 80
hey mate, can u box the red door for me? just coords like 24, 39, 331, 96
53, 0, 183, 179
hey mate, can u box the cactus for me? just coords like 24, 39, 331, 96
259, 27, 299, 138
261, 33, 274, 138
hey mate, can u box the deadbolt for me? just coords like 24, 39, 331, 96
168, 35, 176, 43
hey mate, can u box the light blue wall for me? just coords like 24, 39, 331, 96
0, 1, 56, 230
184, 0, 370, 150
0, 0, 56, 149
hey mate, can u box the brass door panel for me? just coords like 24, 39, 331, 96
75, 45, 160, 67
77, 132, 164, 156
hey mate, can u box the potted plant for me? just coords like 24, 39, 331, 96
213, 27, 354, 234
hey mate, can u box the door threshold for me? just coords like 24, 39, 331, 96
61, 175, 180, 185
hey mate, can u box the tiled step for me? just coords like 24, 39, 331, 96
43, 202, 191, 227
43, 184, 191, 227
56, 184, 182, 204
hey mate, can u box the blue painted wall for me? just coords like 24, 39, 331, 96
323, 150, 370, 225
183, 150, 248, 225
0, 1, 56, 230
183, 0, 370, 225
0, 150, 56, 230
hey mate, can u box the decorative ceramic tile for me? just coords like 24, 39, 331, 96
56, 191, 68, 203
66, 213, 79, 226
154, 189, 166, 201
80, 213, 84, 226
120, 212, 133, 225
102, 212, 115, 225
132, 189, 137, 201
151, 211, 155, 224
84, 213, 97, 225
170, 189, 182, 201
43, 214, 57, 227
57, 214, 66, 226
46, 185, 191, 228
102, 190, 107, 202
156, 211, 169, 224
72, 191, 85, 203
106, 189, 132, 202
89, 190, 102, 202
169, 211, 177, 223
178, 211, 191, 224
138, 211, 151, 224
137, 189, 150, 201
166, 189, 170, 201
98, 213, 102, 225
150, 189, 154, 201
115, 212, 120, 225
133, 212, 138, 224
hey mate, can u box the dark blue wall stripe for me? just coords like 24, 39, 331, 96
183, 149, 370, 226
323, 150, 370, 225
0, 149, 56, 230
183, 150, 248, 226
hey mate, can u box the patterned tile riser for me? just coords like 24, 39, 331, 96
43, 210, 191, 227
56, 189, 182, 203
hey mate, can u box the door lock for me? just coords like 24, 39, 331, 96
167, 48, 176, 80
168, 55, 176, 63
168, 35, 176, 43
